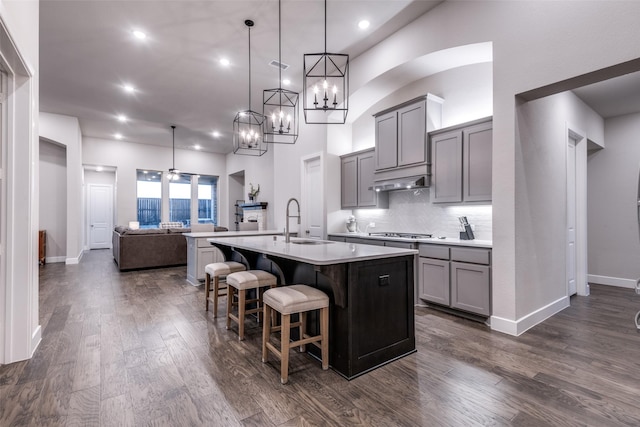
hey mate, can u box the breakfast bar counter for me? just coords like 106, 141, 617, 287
207, 235, 418, 379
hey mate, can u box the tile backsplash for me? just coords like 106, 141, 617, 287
352, 188, 492, 240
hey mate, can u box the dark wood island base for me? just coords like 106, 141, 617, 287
211, 239, 416, 380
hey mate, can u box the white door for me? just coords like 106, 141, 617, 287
302, 154, 323, 239
88, 184, 113, 249
567, 138, 577, 296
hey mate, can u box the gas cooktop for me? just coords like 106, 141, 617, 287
368, 232, 433, 239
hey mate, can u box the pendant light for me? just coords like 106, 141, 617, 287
233, 19, 267, 156
302, 0, 349, 124
263, 0, 299, 144
167, 125, 180, 180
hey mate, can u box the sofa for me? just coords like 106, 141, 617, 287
112, 226, 189, 271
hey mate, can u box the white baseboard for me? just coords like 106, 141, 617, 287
65, 250, 84, 265
45, 256, 66, 264
587, 274, 637, 289
490, 295, 570, 336
31, 325, 42, 357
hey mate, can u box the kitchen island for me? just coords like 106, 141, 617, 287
207, 235, 418, 380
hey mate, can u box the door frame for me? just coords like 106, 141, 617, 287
301, 152, 325, 239
566, 123, 588, 297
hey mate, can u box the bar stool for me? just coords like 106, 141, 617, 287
226, 270, 278, 340
204, 261, 247, 317
262, 285, 329, 384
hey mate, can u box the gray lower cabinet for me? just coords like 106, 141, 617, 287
419, 244, 491, 317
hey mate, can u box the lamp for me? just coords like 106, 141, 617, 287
167, 125, 180, 180
263, 0, 299, 144
302, 0, 349, 124
233, 20, 267, 156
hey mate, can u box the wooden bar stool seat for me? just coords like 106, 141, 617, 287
226, 270, 278, 340
204, 261, 247, 317
262, 285, 329, 384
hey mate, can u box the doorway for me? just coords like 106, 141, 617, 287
88, 184, 113, 249
229, 170, 245, 231
566, 126, 588, 297
301, 153, 324, 239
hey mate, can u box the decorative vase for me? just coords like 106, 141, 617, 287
248, 195, 255, 202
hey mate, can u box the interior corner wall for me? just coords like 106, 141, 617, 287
587, 113, 640, 285
82, 137, 227, 228
39, 139, 67, 262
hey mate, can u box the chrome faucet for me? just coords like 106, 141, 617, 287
285, 197, 300, 243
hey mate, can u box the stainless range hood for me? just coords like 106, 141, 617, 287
372, 175, 428, 192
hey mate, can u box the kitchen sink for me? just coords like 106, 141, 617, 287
289, 239, 333, 245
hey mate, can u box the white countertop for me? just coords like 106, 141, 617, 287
183, 229, 283, 238
328, 232, 492, 249
206, 235, 418, 266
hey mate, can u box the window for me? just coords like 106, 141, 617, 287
136, 170, 162, 228
169, 174, 192, 226
197, 175, 218, 224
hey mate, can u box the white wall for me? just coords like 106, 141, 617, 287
82, 137, 228, 227
587, 113, 640, 287
0, 0, 41, 363
39, 140, 67, 261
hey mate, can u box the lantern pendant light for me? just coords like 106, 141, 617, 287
302, 0, 349, 124
233, 19, 267, 156
263, 0, 299, 144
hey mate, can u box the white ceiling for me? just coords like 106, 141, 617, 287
572, 71, 640, 119
40, 0, 443, 154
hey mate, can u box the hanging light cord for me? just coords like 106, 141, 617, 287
248, 21, 252, 110
171, 125, 176, 170
278, 0, 282, 102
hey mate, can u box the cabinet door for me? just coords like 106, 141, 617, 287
398, 101, 426, 167
463, 121, 493, 202
196, 247, 224, 281
418, 258, 450, 305
357, 151, 377, 207
345, 237, 385, 246
375, 111, 398, 170
450, 261, 490, 316
431, 130, 463, 203
341, 154, 358, 208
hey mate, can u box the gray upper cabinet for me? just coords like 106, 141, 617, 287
398, 101, 427, 167
373, 94, 443, 183
431, 130, 463, 203
431, 117, 493, 204
341, 148, 388, 209
374, 111, 398, 170
463, 121, 493, 202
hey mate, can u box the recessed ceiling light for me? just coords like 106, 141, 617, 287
123, 84, 135, 94
212, 131, 220, 138
132, 30, 147, 40
220, 58, 230, 66
117, 114, 127, 122
114, 133, 123, 140
282, 78, 291, 85
358, 20, 370, 30
194, 145, 201, 150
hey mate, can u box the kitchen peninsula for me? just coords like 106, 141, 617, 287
207, 235, 418, 379
183, 229, 284, 286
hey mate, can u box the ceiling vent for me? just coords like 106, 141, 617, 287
269, 60, 289, 70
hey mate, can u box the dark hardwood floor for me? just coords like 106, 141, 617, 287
1, 249, 640, 426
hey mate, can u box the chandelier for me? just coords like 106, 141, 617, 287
263, 0, 299, 144
233, 19, 267, 156
302, 0, 349, 124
